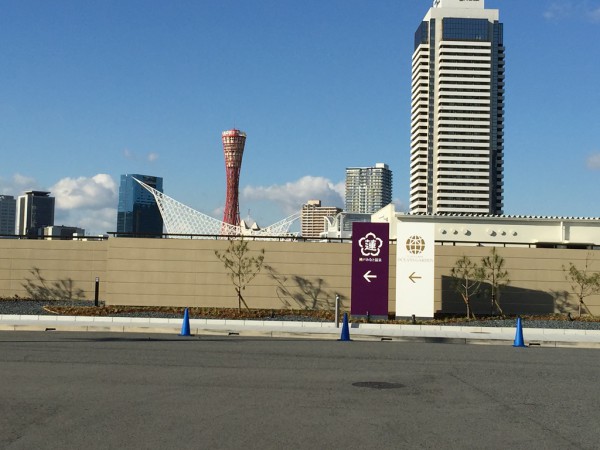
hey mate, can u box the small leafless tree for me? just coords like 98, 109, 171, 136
481, 247, 509, 316
215, 238, 265, 311
450, 255, 483, 319
563, 253, 600, 317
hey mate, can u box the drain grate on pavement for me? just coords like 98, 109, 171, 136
352, 381, 405, 390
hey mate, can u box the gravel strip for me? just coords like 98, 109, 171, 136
1, 300, 600, 329
0, 300, 94, 316
445, 318, 600, 330
0, 300, 329, 321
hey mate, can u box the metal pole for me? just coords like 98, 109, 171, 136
335, 294, 340, 328
94, 277, 100, 307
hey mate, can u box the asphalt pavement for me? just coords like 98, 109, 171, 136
1, 331, 599, 449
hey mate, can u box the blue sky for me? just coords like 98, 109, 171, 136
1, 0, 599, 235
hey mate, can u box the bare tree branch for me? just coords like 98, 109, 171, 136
450, 256, 483, 319
563, 253, 600, 317
215, 238, 265, 311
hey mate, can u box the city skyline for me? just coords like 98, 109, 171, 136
1, 0, 599, 235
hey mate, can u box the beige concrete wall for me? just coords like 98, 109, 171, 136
436, 246, 600, 316
1, 238, 599, 315
106, 238, 356, 310
0, 239, 107, 300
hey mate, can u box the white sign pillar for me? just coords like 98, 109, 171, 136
396, 222, 435, 318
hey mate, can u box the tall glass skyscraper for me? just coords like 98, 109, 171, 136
410, 0, 504, 215
117, 174, 164, 237
345, 163, 392, 214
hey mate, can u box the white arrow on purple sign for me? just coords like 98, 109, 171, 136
363, 270, 377, 283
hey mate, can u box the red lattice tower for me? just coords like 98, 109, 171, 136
221, 129, 246, 228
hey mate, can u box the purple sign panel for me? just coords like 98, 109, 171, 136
351, 222, 389, 317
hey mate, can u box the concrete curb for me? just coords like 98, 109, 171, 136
1, 314, 600, 349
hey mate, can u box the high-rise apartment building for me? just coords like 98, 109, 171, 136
410, 0, 504, 215
16, 191, 55, 236
345, 163, 392, 214
117, 174, 164, 237
0, 195, 16, 235
301, 200, 342, 239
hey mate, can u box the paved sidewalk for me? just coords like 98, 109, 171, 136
1, 314, 600, 348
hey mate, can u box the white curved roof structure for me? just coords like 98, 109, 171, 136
134, 178, 299, 237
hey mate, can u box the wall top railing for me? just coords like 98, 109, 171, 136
5, 232, 596, 250
0, 234, 108, 241
106, 231, 357, 243
437, 240, 599, 250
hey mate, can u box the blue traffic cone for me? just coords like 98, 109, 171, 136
339, 312, 351, 341
513, 317, 526, 347
180, 308, 191, 336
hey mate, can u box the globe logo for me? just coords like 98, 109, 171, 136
406, 235, 426, 255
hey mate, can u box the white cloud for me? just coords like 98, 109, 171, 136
13, 173, 37, 189
543, 1, 600, 22
50, 174, 118, 235
122, 147, 159, 163
586, 153, 600, 169
0, 173, 39, 195
54, 206, 116, 236
211, 205, 225, 220
51, 174, 117, 210
543, 2, 574, 20
392, 198, 407, 213
242, 176, 345, 215
588, 6, 600, 22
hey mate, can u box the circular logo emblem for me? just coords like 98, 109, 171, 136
405, 235, 426, 255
